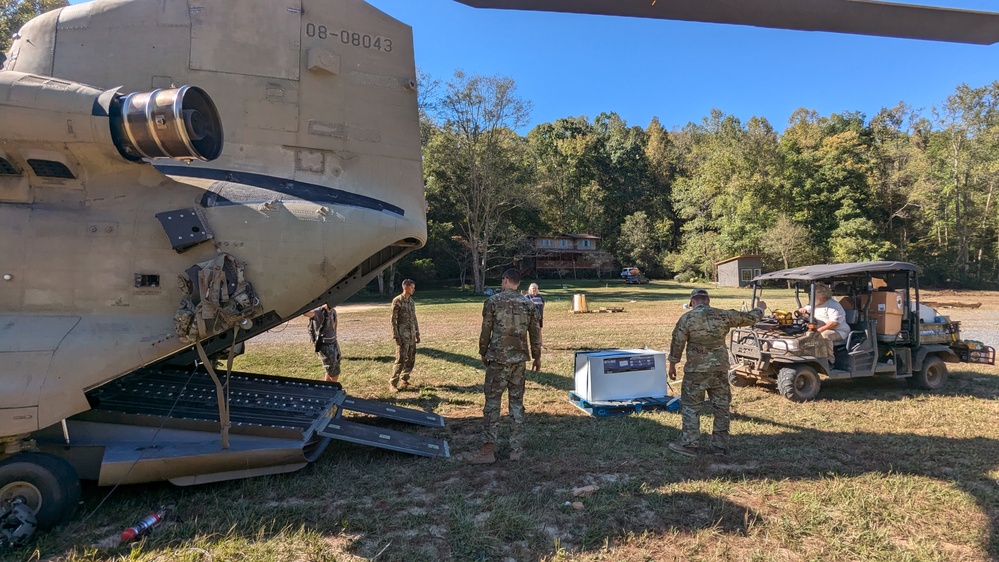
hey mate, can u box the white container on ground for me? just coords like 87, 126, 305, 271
574, 349, 668, 402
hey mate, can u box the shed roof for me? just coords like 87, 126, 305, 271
715, 254, 763, 266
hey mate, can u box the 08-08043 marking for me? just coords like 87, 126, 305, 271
305, 22, 393, 53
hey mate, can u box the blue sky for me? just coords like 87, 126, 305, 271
63, 0, 999, 132
365, 0, 999, 133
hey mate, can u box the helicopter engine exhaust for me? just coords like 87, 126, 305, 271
111, 86, 224, 162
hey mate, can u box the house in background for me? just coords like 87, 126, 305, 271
526, 234, 614, 278
716, 255, 764, 287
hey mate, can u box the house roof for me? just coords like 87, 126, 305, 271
714, 254, 763, 266
528, 233, 600, 240
753, 261, 920, 282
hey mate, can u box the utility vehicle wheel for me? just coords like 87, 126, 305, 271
909, 355, 948, 390
728, 371, 755, 387
777, 365, 821, 402
0, 453, 81, 530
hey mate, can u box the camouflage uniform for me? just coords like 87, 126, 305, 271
308, 306, 341, 380
478, 289, 541, 452
668, 304, 763, 451
391, 293, 420, 386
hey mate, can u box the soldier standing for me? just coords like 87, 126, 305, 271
667, 289, 766, 457
390, 279, 420, 392
304, 303, 341, 386
469, 269, 542, 464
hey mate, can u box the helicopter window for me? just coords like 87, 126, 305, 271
0, 157, 18, 175
134, 274, 160, 288
27, 159, 75, 179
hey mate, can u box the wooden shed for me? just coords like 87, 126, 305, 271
715, 255, 763, 287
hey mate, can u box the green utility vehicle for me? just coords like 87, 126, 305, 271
727, 262, 994, 401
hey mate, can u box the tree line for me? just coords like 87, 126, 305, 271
403, 71, 999, 291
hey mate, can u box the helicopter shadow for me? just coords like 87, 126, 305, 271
726, 411, 999, 557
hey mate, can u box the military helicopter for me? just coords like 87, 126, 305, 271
0, 0, 994, 533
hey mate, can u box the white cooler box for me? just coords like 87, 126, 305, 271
574, 349, 668, 402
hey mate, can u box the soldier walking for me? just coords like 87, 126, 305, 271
304, 303, 341, 386
390, 279, 420, 392
667, 289, 766, 457
469, 269, 542, 464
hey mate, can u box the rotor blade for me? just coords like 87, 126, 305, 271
454, 0, 999, 45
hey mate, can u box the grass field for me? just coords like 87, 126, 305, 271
15, 281, 999, 561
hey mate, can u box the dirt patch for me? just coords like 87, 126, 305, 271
249, 303, 391, 345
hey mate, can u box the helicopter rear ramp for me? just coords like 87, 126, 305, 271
38, 368, 448, 486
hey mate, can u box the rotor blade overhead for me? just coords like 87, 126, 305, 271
454, 0, 999, 45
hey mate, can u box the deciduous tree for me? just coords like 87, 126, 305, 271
1, 0, 66, 55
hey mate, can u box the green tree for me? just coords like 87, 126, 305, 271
1, 0, 66, 55
590, 113, 651, 242
761, 214, 814, 270
926, 82, 999, 283
422, 71, 532, 293
868, 103, 934, 261
618, 211, 657, 272
526, 117, 603, 235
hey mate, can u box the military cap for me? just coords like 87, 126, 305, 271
690, 288, 710, 298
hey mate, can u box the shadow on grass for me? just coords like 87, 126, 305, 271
418, 347, 572, 390
28, 384, 999, 561
726, 411, 999, 557
382, 388, 478, 410
749, 366, 999, 403
418, 346, 481, 369
447, 408, 999, 558
349, 354, 395, 364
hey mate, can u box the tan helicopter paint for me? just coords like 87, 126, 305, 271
1, 0, 425, 439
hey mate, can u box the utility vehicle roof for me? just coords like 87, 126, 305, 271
753, 261, 920, 283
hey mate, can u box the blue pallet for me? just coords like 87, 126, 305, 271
569, 391, 680, 417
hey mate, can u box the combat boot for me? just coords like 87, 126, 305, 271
468, 443, 495, 464
668, 442, 698, 458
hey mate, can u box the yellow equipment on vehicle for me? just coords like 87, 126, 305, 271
773, 310, 794, 325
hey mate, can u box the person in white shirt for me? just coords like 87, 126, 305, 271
797, 283, 850, 357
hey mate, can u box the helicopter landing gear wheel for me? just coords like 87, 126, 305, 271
777, 365, 821, 402
0, 453, 80, 530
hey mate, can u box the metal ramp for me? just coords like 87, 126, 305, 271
318, 418, 449, 458
340, 396, 445, 427
85, 366, 450, 461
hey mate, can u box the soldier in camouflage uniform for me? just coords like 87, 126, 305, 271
667, 289, 767, 457
469, 269, 542, 464
390, 279, 420, 392
304, 303, 341, 386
